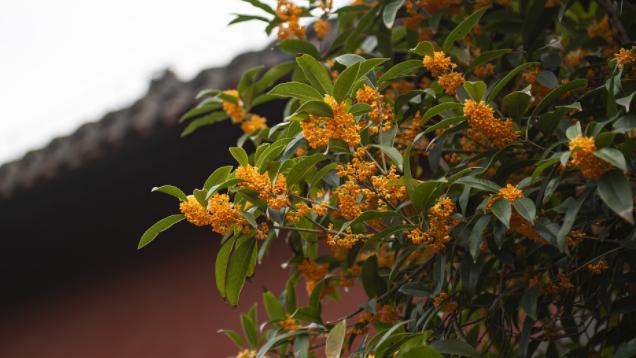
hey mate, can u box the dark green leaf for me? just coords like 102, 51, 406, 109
486, 62, 538, 102
333, 62, 361, 101
421, 102, 463, 124
263, 291, 285, 321
442, 8, 487, 53
469, 216, 491, 262
491, 199, 512, 228
278, 39, 322, 60
226, 237, 257, 305
296, 100, 334, 117
430, 340, 480, 358
467, 49, 512, 71
269, 81, 324, 102
463, 81, 487, 101
137, 214, 185, 249
598, 170, 634, 224
410, 41, 435, 57
378, 60, 422, 85
181, 112, 229, 137
296, 54, 333, 95
151, 185, 187, 201
204, 166, 233, 191
503, 91, 532, 118
229, 147, 250, 166
514, 197, 536, 225
594, 148, 627, 171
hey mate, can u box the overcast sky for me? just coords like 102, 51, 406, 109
0, 1, 279, 164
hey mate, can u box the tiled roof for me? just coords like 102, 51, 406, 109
0, 47, 290, 198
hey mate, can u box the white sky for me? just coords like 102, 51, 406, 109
0, 0, 279, 164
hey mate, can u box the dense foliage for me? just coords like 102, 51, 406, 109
139, 0, 636, 357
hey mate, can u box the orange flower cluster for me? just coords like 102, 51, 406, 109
336, 148, 378, 181
355, 85, 394, 132
423, 51, 464, 95
236, 349, 256, 358
280, 314, 300, 331
235, 165, 289, 209
325, 95, 361, 147
409, 197, 457, 254
568, 135, 612, 178
180, 195, 213, 226
334, 180, 369, 219
301, 95, 361, 148
276, 0, 305, 39
222, 90, 245, 123
314, 19, 331, 40
473, 63, 494, 78
587, 15, 612, 42
326, 225, 366, 249
423, 51, 456, 77
208, 193, 247, 234
587, 259, 609, 274
615, 48, 636, 68
240, 114, 267, 134
498, 184, 524, 202
432, 292, 457, 312
256, 222, 269, 240
370, 166, 408, 207
564, 49, 589, 69
404, 0, 425, 31
566, 229, 585, 248
463, 99, 520, 148
298, 259, 329, 294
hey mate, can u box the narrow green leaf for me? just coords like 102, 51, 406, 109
491, 199, 512, 228
204, 166, 233, 191
137, 214, 185, 249
278, 39, 321, 60
520, 286, 539, 320
287, 154, 327, 185
325, 320, 347, 358
594, 148, 627, 171
421, 102, 463, 124
181, 112, 228, 137
442, 8, 487, 53
263, 291, 285, 321
486, 62, 539, 102
296, 54, 333, 95
226, 237, 257, 305
423, 116, 465, 135
514, 197, 536, 225
372, 144, 403, 170
269, 82, 324, 102
410, 41, 435, 57
296, 100, 334, 117
349, 103, 373, 115
151, 185, 187, 201
229, 147, 250, 166
455, 176, 500, 192
598, 170, 634, 224
382, 0, 405, 28
377, 60, 422, 85
333, 62, 360, 101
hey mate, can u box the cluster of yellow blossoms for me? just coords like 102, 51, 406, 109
422, 51, 464, 95
615, 47, 636, 77
432, 292, 458, 312
473, 63, 494, 79
235, 165, 289, 209
409, 197, 457, 254
568, 135, 612, 178
276, 0, 305, 40
355, 84, 395, 132
280, 314, 300, 331
300, 95, 361, 148
298, 259, 329, 294
587, 259, 609, 274
236, 349, 257, 358
463, 99, 520, 148
326, 225, 367, 249
180, 194, 247, 235
222, 90, 268, 134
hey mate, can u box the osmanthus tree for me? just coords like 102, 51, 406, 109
138, 0, 636, 357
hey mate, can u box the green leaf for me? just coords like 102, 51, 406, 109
137, 214, 185, 249
325, 320, 347, 358
204, 166, 233, 191
514, 197, 536, 225
430, 340, 480, 358
277, 39, 322, 60
228, 14, 270, 25
503, 91, 532, 118
372, 144, 403, 170
219, 329, 244, 348
520, 286, 539, 320
287, 154, 327, 185
151, 185, 187, 201
241, 309, 258, 347
455, 176, 500, 192
181, 112, 229, 137
179, 103, 220, 123
378, 60, 422, 85
263, 291, 285, 321
240, 0, 276, 15
333, 62, 361, 101
467, 49, 512, 71
530, 79, 588, 119
296, 54, 333, 95
463, 81, 487, 100
442, 7, 487, 53
486, 62, 538, 102
469, 216, 491, 262
536, 70, 559, 89
255, 61, 296, 93
598, 170, 634, 224
269, 82, 324, 102
361, 255, 386, 297
556, 190, 591, 251
531, 158, 559, 182
296, 100, 334, 117
423, 115, 465, 135
421, 102, 463, 124
215, 235, 236, 297
594, 148, 627, 171
226, 237, 257, 305
410, 41, 435, 57
615, 338, 636, 358
491, 199, 512, 228
382, 0, 405, 28
349, 103, 373, 116
229, 147, 250, 166
401, 346, 443, 358
616, 91, 636, 113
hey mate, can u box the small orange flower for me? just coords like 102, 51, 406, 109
568, 135, 612, 178
222, 90, 244, 123
423, 51, 456, 77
